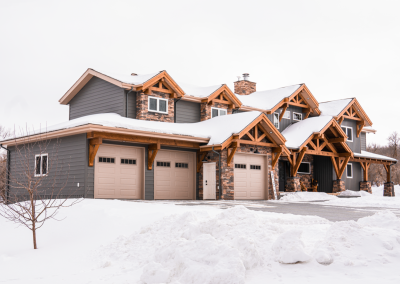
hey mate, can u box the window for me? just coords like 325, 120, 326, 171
293, 112, 302, 121
297, 162, 310, 174
281, 110, 290, 119
273, 113, 279, 129
347, 163, 353, 178
148, 97, 168, 114
99, 157, 115, 163
211, 107, 227, 118
341, 126, 353, 142
175, 163, 189, 168
121, 159, 136, 165
235, 164, 246, 169
250, 165, 261, 170
34, 154, 48, 177
157, 161, 170, 167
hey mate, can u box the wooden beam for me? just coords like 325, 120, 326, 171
197, 152, 207, 173
88, 137, 102, 167
350, 157, 393, 165
356, 121, 364, 138
234, 139, 276, 147
279, 103, 288, 122
200, 145, 222, 152
384, 164, 391, 182
322, 136, 338, 154
337, 156, 350, 179
148, 147, 159, 170
328, 137, 346, 143
343, 115, 362, 121
227, 147, 237, 167
272, 147, 282, 168
330, 157, 340, 178
288, 102, 309, 108
150, 87, 173, 94
292, 147, 306, 176
338, 116, 344, 125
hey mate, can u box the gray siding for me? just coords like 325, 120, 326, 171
268, 106, 305, 132
333, 161, 362, 191
69, 77, 125, 120
8, 134, 88, 198
175, 100, 201, 123
361, 132, 366, 151
314, 156, 333, 193
126, 91, 137, 119
341, 119, 361, 154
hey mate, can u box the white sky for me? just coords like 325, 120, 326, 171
0, 0, 399, 145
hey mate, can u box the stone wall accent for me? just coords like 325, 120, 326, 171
198, 144, 279, 200
359, 181, 372, 193
298, 154, 313, 190
234, 80, 256, 95
200, 101, 232, 121
384, 182, 395, 197
286, 177, 301, 192
136, 91, 174, 122
332, 179, 345, 193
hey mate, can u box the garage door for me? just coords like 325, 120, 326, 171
94, 144, 144, 199
234, 153, 266, 199
154, 150, 195, 199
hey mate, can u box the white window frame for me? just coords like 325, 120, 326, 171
148, 96, 168, 114
211, 107, 227, 118
293, 112, 302, 121
297, 162, 311, 174
34, 153, 49, 177
273, 112, 279, 129
341, 126, 353, 142
281, 110, 290, 119
347, 163, 353, 178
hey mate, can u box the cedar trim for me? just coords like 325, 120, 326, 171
88, 137, 102, 166
141, 70, 185, 98
201, 85, 242, 108
350, 157, 395, 165
147, 141, 161, 170
335, 98, 373, 127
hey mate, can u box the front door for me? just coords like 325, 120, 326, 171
203, 163, 216, 199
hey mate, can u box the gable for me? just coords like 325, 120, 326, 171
201, 85, 242, 108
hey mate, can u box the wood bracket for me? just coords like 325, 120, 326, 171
291, 147, 307, 176
227, 146, 237, 167
148, 142, 161, 170
271, 146, 283, 168
384, 164, 391, 182
89, 137, 103, 167
197, 152, 207, 173
279, 103, 288, 122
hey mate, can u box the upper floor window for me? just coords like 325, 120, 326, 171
347, 163, 353, 178
281, 110, 290, 119
211, 107, 227, 118
35, 154, 48, 177
341, 126, 353, 142
273, 113, 279, 129
293, 112, 302, 121
148, 97, 168, 114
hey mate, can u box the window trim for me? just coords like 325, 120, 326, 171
34, 153, 49, 177
293, 112, 302, 121
281, 110, 290, 120
347, 163, 353, 178
341, 126, 353, 142
148, 96, 168, 114
273, 112, 280, 129
211, 107, 227, 118
297, 162, 311, 174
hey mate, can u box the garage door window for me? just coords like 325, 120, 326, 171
121, 159, 136, 165
99, 157, 115, 163
235, 164, 246, 169
250, 165, 261, 170
157, 161, 171, 167
175, 163, 189, 168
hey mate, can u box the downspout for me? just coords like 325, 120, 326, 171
126, 87, 134, 118
174, 97, 182, 123
0, 144, 10, 204
212, 146, 222, 199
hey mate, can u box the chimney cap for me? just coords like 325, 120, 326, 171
243, 73, 250, 81
131, 73, 138, 76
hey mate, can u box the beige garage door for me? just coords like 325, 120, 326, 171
94, 144, 144, 199
234, 153, 266, 199
154, 150, 195, 200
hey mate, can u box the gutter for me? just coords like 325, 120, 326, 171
212, 146, 222, 199
0, 144, 10, 204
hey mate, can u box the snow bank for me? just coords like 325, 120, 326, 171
339, 190, 370, 197
279, 192, 338, 202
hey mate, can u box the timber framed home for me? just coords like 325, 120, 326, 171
1, 70, 397, 200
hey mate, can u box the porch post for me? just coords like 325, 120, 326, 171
383, 164, 395, 197
359, 162, 372, 193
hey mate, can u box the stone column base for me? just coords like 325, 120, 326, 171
384, 182, 395, 197
332, 179, 345, 193
286, 177, 301, 192
359, 181, 372, 194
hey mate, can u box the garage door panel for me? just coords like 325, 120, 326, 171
120, 168, 136, 175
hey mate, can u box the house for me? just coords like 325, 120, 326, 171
0, 69, 397, 201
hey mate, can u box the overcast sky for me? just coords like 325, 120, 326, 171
0, 0, 399, 145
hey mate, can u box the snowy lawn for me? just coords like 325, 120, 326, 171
1, 199, 400, 283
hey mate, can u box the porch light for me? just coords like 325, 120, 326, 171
202, 155, 208, 162
254, 147, 260, 154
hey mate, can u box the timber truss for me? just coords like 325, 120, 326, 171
200, 85, 242, 109
135, 71, 185, 99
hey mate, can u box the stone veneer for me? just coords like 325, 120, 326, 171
384, 182, 395, 197
136, 91, 174, 122
359, 181, 372, 193
200, 101, 232, 121
332, 179, 345, 193
297, 154, 313, 190
234, 80, 257, 95
198, 145, 279, 200
286, 177, 301, 192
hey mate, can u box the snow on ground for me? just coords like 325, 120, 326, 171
279, 192, 337, 202
2, 199, 400, 284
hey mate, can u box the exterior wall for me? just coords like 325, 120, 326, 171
8, 134, 89, 199
267, 106, 304, 133
126, 91, 137, 119
234, 80, 256, 95
333, 161, 362, 191
200, 101, 232, 121
198, 145, 278, 200
361, 132, 366, 151
175, 100, 201, 123
298, 154, 314, 189
69, 77, 125, 120
313, 155, 333, 193
341, 119, 361, 154
136, 91, 174, 122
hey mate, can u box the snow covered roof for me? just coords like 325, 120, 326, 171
281, 116, 334, 149
3, 112, 266, 147
319, 99, 353, 117
354, 151, 397, 162
92, 69, 161, 85
178, 82, 222, 98
234, 84, 302, 110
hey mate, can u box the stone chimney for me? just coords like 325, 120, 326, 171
234, 73, 256, 95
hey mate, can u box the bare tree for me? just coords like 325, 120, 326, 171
0, 132, 82, 249
0, 125, 10, 199
388, 131, 400, 159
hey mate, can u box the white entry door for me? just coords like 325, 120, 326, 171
203, 163, 216, 200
